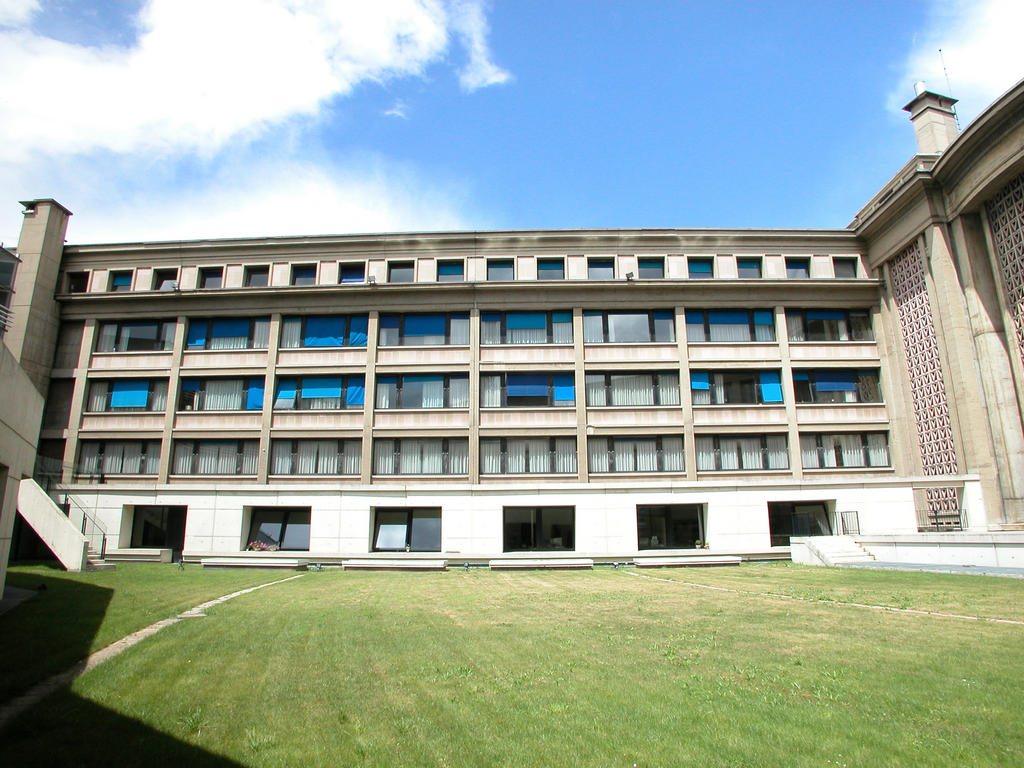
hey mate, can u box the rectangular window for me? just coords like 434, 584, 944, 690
86, 379, 168, 412
587, 436, 685, 473
737, 258, 762, 278
503, 506, 574, 551
583, 310, 675, 343
690, 370, 783, 405
480, 437, 578, 475
688, 257, 713, 278
273, 375, 364, 410
248, 507, 310, 551
487, 259, 514, 281
685, 309, 775, 343
833, 258, 858, 278
695, 434, 789, 471
270, 439, 361, 475
375, 374, 468, 409
280, 314, 368, 348
339, 263, 365, 283
291, 264, 317, 286
588, 258, 614, 279
637, 258, 664, 279
186, 317, 270, 350
372, 508, 442, 552
480, 310, 573, 345
437, 260, 464, 282
786, 309, 873, 342
198, 267, 223, 289
638, 504, 704, 549
377, 313, 469, 346
172, 440, 259, 475
480, 372, 575, 407
77, 440, 161, 475
152, 269, 178, 291
800, 432, 890, 469
372, 438, 469, 475
536, 258, 565, 279
785, 258, 810, 279
108, 271, 132, 292
244, 266, 269, 287
130, 506, 186, 550
585, 372, 680, 406
67, 271, 89, 293
179, 378, 264, 411
96, 320, 176, 352
388, 261, 414, 283
793, 369, 881, 404
769, 501, 832, 546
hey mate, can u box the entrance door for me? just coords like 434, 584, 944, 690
131, 505, 188, 560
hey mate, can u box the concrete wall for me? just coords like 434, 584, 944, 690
858, 533, 1024, 568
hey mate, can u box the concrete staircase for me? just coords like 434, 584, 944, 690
17, 479, 114, 572
799, 535, 875, 567
86, 544, 115, 571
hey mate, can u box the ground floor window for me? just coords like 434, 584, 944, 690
247, 507, 311, 551
768, 501, 831, 547
130, 505, 187, 553
503, 506, 574, 552
637, 504, 704, 549
372, 507, 441, 552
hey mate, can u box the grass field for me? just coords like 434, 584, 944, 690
3, 562, 1023, 767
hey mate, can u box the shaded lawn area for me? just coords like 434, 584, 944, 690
0, 563, 284, 702
4, 565, 1024, 767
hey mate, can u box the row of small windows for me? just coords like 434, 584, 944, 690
75, 432, 891, 476
68, 255, 862, 293
93, 309, 874, 353
84, 369, 882, 414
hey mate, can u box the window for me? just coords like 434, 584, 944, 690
688, 257, 713, 278
77, 440, 161, 476
769, 501, 831, 546
487, 259, 514, 281
198, 267, 223, 289
480, 373, 575, 407
437, 260, 464, 282
588, 258, 614, 279
695, 434, 789, 471
67, 271, 89, 293
480, 311, 573, 344
378, 313, 469, 346
638, 504, 704, 549
793, 370, 881, 404
583, 311, 675, 343
503, 506, 574, 551
152, 269, 178, 291
585, 372, 680, 406
637, 258, 664, 279
800, 432, 890, 469
833, 258, 858, 278
273, 375, 364, 410
388, 261, 414, 283
179, 378, 265, 411
130, 506, 186, 550
87, 380, 168, 412
270, 439, 361, 475
280, 315, 368, 348
685, 309, 775, 342
372, 438, 469, 475
108, 271, 132, 291
244, 266, 269, 287
536, 258, 565, 279
172, 440, 259, 475
339, 263, 365, 283
291, 264, 317, 286
372, 508, 441, 552
375, 374, 468, 409
186, 317, 270, 350
737, 258, 762, 278
690, 370, 783, 405
480, 437, 577, 475
785, 258, 810, 279
786, 310, 873, 342
96, 320, 175, 352
588, 436, 685, 473
248, 507, 310, 551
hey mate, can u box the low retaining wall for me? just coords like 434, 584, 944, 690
856, 533, 1024, 568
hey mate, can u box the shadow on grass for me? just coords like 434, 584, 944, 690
1, 567, 244, 767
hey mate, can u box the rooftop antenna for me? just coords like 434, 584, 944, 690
938, 48, 960, 129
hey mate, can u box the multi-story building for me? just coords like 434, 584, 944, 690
3, 80, 1024, 571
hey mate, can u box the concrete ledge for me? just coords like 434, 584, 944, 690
106, 548, 172, 563
489, 558, 594, 570
634, 555, 742, 567
201, 557, 308, 569
343, 559, 447, 571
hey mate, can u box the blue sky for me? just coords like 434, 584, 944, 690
1, 0, 1022, 245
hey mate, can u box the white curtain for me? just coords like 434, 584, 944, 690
87, 382, 109, 412
586, 375, 606, 406
101, 442, 126, 474
449, 317, 469, 345
141, 442, 160, 474
197, 442, 221, 473
151, 381, 168, 411
610, 375, 654, 406
614, 440, 636, 472
554, 438, 577, 474
800, 435, 820, 468
819, 436, 839, 467
659, 374, 680, 405
583, 314, 604, 343
480, 440, 502, 474
241, 441, 258, 474
867, 433, 889, 466
690, 382, 711, 406
505, 439, 527, 473
838, 433, 865, 467
376, 380, 396, 408
480, 375, 501, 407
205, 379, 244, 410
210, 333, 246, 350
552, 318, 573, 344
480, 318, 501, 345
120, 441, 144, 473
448, 440, 468, 474
695, 437, 716, 471
78, 442, 101, 474
252, 319, 270, 348
173, 442, 193, 474
709, 322, 749, 342
718, 438, 740, 470
686, 321, 706, 343
711, 374, 726, 405
271, 441, 292, 474
634, 440, 658, 472
588, 438, 609, 472
449, 377, 469, 408
296, 441, 317, 473
509, 327, 546, 344
422, 379, 444, 408
787, 314, 805, 341
341, 440, 361, 475
280, 318, 302, 348
527, 438, 549, 473
766, 435, 788, 469
96, 324, 118, 352
661, 436, 684, 471
374, 440, 395, 474
739, 437, 763, 469
316, 439, 339, 473
754, 322, 775, 342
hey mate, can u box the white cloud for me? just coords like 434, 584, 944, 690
384, 99, 410, 119
449, 0, 511, 91
892, 0, 1024, 125
0, 0, 37, 27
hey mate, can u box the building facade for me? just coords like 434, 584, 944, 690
4, 80, 1024, 567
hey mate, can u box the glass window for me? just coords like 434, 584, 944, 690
488, 259, 514, 281
638, 504, 704, 549
793, 370, 881, 404
583, 311, 675, 343
67, 271, 89, 293
737, 258, 762, 278
503, 507, 574, 551
108, 271, 132, 291
694, 434, 789, 471
637, 258, 664, 279
588, 436, 685, 473
800, 432, 890, 469
690, 370, 783, 405
786, 258, 810, 279
833, 258, 858, 278
588, 258, 614, 279
291, 264, 316, 286
769, 501, 832, 546
585, 372, 680, 406
172, 440, 259, 475
280, 315, 368, 348
96, 320, 176, 352
270, 439, 361, 475
479, 373, 575, 407
77, 440, 161, 475
437, 260, 464, 282
179, 378, 264, 411
480, 438, 577, 475
186, 317, 271, 350
536, 258, 565, 279
87, 379, 168, 412
198, 267, 223, 289
480, 311, 572, 344
152, 269, 178, 290
339, 263, 365, 283
688, 258, 713, 278
372, 508, 441, 552
248, 508, 310, 551
372, 438, 469, 475
244, 266, 269, 287
273, 375, 363, 410
377, 313, 469, 346
375, 374, 468, 409
786, 309, 873, 342
685, 309, 775, 343
388, 261, 414, 283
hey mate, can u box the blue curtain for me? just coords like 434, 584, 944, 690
340, 265, 364, 282
304, 317, 345, 346
807, 310, 846, 320
553, 373, 575, 403
301, 377, 342, 399
507, 374, 548, 397
348, 315, 368, 346
110, 380, 149, 408
246, 379, 264, 410
753, 310, 773, 326
181, 379, 201, 392
438, 262, 462, 276
815, 371, 856, 391
405, 315, 446, 336
379, 314, 400, 329
346, 376, 365, 406
690, 371, 710, 390
211, 318, 249, 339
507, 312, 546, 330
186, 321, 207, 347
552, 311, 571, 323
759, 371, 783, 402
709, 310, 748, 324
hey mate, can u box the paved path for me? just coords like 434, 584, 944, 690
0, 573, 304, 731
843, 561, 1024, 578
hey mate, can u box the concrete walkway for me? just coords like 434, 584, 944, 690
842, 561, 1024, 579
0, 586, 36, 617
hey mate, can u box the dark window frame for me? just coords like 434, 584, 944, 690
689, 369, 784, 405
785, 258, 810, 279
269, 438, 362, 476
86, 379, 168, 412
480, 310, 573, 345
290, 264, 317, 286
377, 313, 469, 347
171, 439, 259, 475
792, 369, 882, 404
503, 506, 575, 552
374, 373, 469, 409
637, 504, 704, 549
372, 437, 469, 476
587, 435, 687, 473
801, 432, 891, 469
273, 375, 365, 411
388, 261, 415, 283
584, 371, 681, 406
695, 433, 790, 471
536, 258, 565, 279
185, 317, 270, 350
436, 260, 465, 282
786, 309, 873, 342
684, 309, 777, 343
372, 507, 442, 552
636, 257, 664, 279
108, 270, 133, 292
583, 310, 676, 343
247, 507, 311, 551
587, 258, 615, 279
244, 266, 270, 287
152, 268, 179, 291
480, 372, 576, 407
198, 267, 224, 289
95, 320, 176, 352
487, 259, 515, 281
479, 437, 578, 475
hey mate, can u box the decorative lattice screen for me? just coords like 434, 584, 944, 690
984, 171, 1024, 371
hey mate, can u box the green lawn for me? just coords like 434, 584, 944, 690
3, 563, 1024, 767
